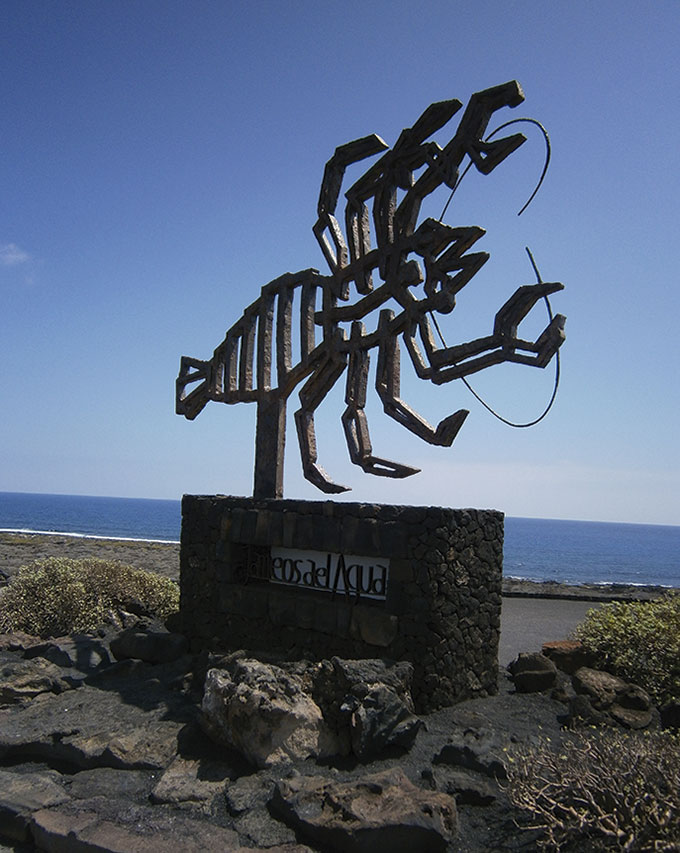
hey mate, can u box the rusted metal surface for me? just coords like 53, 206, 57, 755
176, 81, 566, 498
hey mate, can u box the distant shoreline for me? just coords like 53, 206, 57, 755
1, 531, 676, 601
0, 527, 179, 544
501, 577, 675, 602
0, 531, 181, 582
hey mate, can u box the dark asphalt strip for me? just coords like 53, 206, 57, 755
499, 597, 604, 667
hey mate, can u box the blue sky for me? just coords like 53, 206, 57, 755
2, 0, 678, 525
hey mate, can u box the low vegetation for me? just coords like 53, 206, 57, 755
508, 595, 680, 850
0, 557, 179, 637
574, 592, 680, 705
507, 728, 680, 851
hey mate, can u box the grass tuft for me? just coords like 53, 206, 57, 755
0, 557, 179, 637
574, 592, 680, 705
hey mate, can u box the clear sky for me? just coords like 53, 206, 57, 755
2, 0, 678, 525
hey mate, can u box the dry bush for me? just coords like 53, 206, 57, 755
0, 557, 179, 637
506, 728, 680, 851
574, 593, 680, 706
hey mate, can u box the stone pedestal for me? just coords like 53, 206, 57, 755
180, 495, 503, 712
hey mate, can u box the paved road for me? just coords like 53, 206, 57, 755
498, 597, 603, 667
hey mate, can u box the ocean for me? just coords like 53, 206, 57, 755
0, 491, 678, 588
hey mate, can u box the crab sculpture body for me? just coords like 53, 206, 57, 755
176, 81, 566, 498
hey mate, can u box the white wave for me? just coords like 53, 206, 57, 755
0, 528, 179, 545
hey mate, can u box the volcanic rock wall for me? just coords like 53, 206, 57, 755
180, 495, 503, 712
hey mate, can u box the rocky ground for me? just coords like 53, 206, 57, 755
2, 617, 670, 853
1, 532, 676, 852
0, 621, 571, 853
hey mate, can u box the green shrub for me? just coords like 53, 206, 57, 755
574, 593, 680, 706
506, 729, 680, 851
0, 557, 179, 637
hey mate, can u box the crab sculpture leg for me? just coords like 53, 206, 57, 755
341, 321, 420, 480
294, 351, 349, 494
375, 309, 470, 448
405, 281, 566, 383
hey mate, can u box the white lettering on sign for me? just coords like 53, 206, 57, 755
269, 548, 389, 600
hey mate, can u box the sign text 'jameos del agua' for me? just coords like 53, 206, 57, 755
176, 81, 566, 710
269, 548, 389, 601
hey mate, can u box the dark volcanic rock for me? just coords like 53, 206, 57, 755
30, 801, 244, 852
567, 693, 608, 726
609, 683, 654, 729
608, 703, 653, 729
572, 667, 628, 709
434, 728, 508, 780
24, 634, 112, 672
618, 684, 652, 711
507, 653, 557, 693
0, 666, 194, 771
0, 656, 75, 705
422, 767, 497, 806
550, 670, 577, 705
313, 658, 414, 728
314, 657, 421, 760
344, 683, 423, 761
541, 640, 595, 674
225, 771, 277, 816
271, 767, 457, 852
224, 770, 300, 847
568, 667, 655, 730
0, 768, 70, 843
150, 756, 230, 810
660, 700, 680, 730
110, 624, 188, 664
329, 658, 415, 705
67, 767, 156, 801
0, 632, 41, 652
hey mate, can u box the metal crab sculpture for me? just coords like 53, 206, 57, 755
176, 80, 566, 499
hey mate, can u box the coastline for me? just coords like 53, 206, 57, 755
1, 531, 676, 601
0, 531, 180, 582
500, 577, 673, 602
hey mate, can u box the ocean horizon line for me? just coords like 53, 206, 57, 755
0, 490, 677, 529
